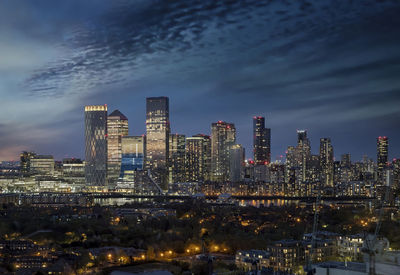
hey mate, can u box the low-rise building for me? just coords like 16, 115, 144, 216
235, 249, 270, 271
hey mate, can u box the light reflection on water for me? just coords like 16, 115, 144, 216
94, 197, 299, 207
238, 199, 299, 208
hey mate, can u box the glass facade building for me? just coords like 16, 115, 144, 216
211, 121, 236, 182
377, 136, 388, 183
107, 109, 129, 183
85, 105, 108, 186
320, 137, 334, 187
253, 116, 271, 165
229, 144, 245, 182
185, 134, 211, 183
146, 97, 170, 189
169, 134, 186, 183
119, 136, 145, 182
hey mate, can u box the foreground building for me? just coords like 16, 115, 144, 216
84, 105, 108, 186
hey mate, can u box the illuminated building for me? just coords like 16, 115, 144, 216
119, 136, 145, 182
84, 105, 108, 186
338, 154, 352, 184
62, 158, 85, 184
297, 130, 311, 183
30, 155, 55, 175
320, 138, 334, 187
211, 121, 236, 182
285, 130, 311, 195
20, 151, 36, 175
393, 159, 400, 192
107, 110, 129, 183
169, 134, 186, 183
377, 136, 388, 183
306, 154, 321, 187
229, 144, 245, 182
253, 116, 271, 164
146, 97, 170, 189
185, 134, 211, 182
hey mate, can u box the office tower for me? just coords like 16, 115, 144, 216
341, 154, 351, 167
169, 134, 186, 183
211, 121, 236, 182
393, 159, 400, 192
377, 136, 389, 183
62, 158, 85, 184
253, 116, 271, 164
107, 110, 129, 183
85, 105, 108, 186
146, 97, 170, 188
229, 144, 245, 182
120, 136, 146, 182
296, 130, 311, 182
320, 138, 334, 187
307, 154, 321, 184
185, 134, 211, 182
30, 155, 55, 175
338, 153, 352, 184
20, 151, 36, 175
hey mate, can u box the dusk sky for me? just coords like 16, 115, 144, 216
1, 0, 399, 162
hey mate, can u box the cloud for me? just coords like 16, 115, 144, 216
0, 0, 400, 160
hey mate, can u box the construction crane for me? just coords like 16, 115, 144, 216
362, 169, 392, 275
306, 186, 322, 275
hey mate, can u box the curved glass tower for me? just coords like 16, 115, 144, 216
85, 105, 108, 186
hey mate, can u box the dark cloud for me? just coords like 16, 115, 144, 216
0, 0, 400, 160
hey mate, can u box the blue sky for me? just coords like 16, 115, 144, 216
0, 0, 399, 161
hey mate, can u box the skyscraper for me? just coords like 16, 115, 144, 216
377, 136, 388, 183
229, 144, 245, 182
320, 138, 334, 187
211, 121, 236, 182
185, 134, 211, 182
296, 130, 311, 183
169, 134, 186, 183
85, 105, 108, 186
253, 116, 271, 165
120, 136, 146, 182
107, 110, 129, 183
146, 97, 170, 189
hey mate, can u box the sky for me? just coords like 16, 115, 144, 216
0, 0, 399, 162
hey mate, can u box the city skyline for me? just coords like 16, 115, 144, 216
0, 99, 397, 163
1, 0, 400, 161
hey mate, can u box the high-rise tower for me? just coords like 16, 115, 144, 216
211, 121, 236, 182
169, 133, 186, 183
85, 105, 108, 186
107, 110, 129, 183
253, 116, 271, 164
185, 134, 211, 182
146, 97, 170, 188
377, 136, 388, 183
320, 138, 334, 187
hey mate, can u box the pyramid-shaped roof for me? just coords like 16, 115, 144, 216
108, 109, 128, 120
